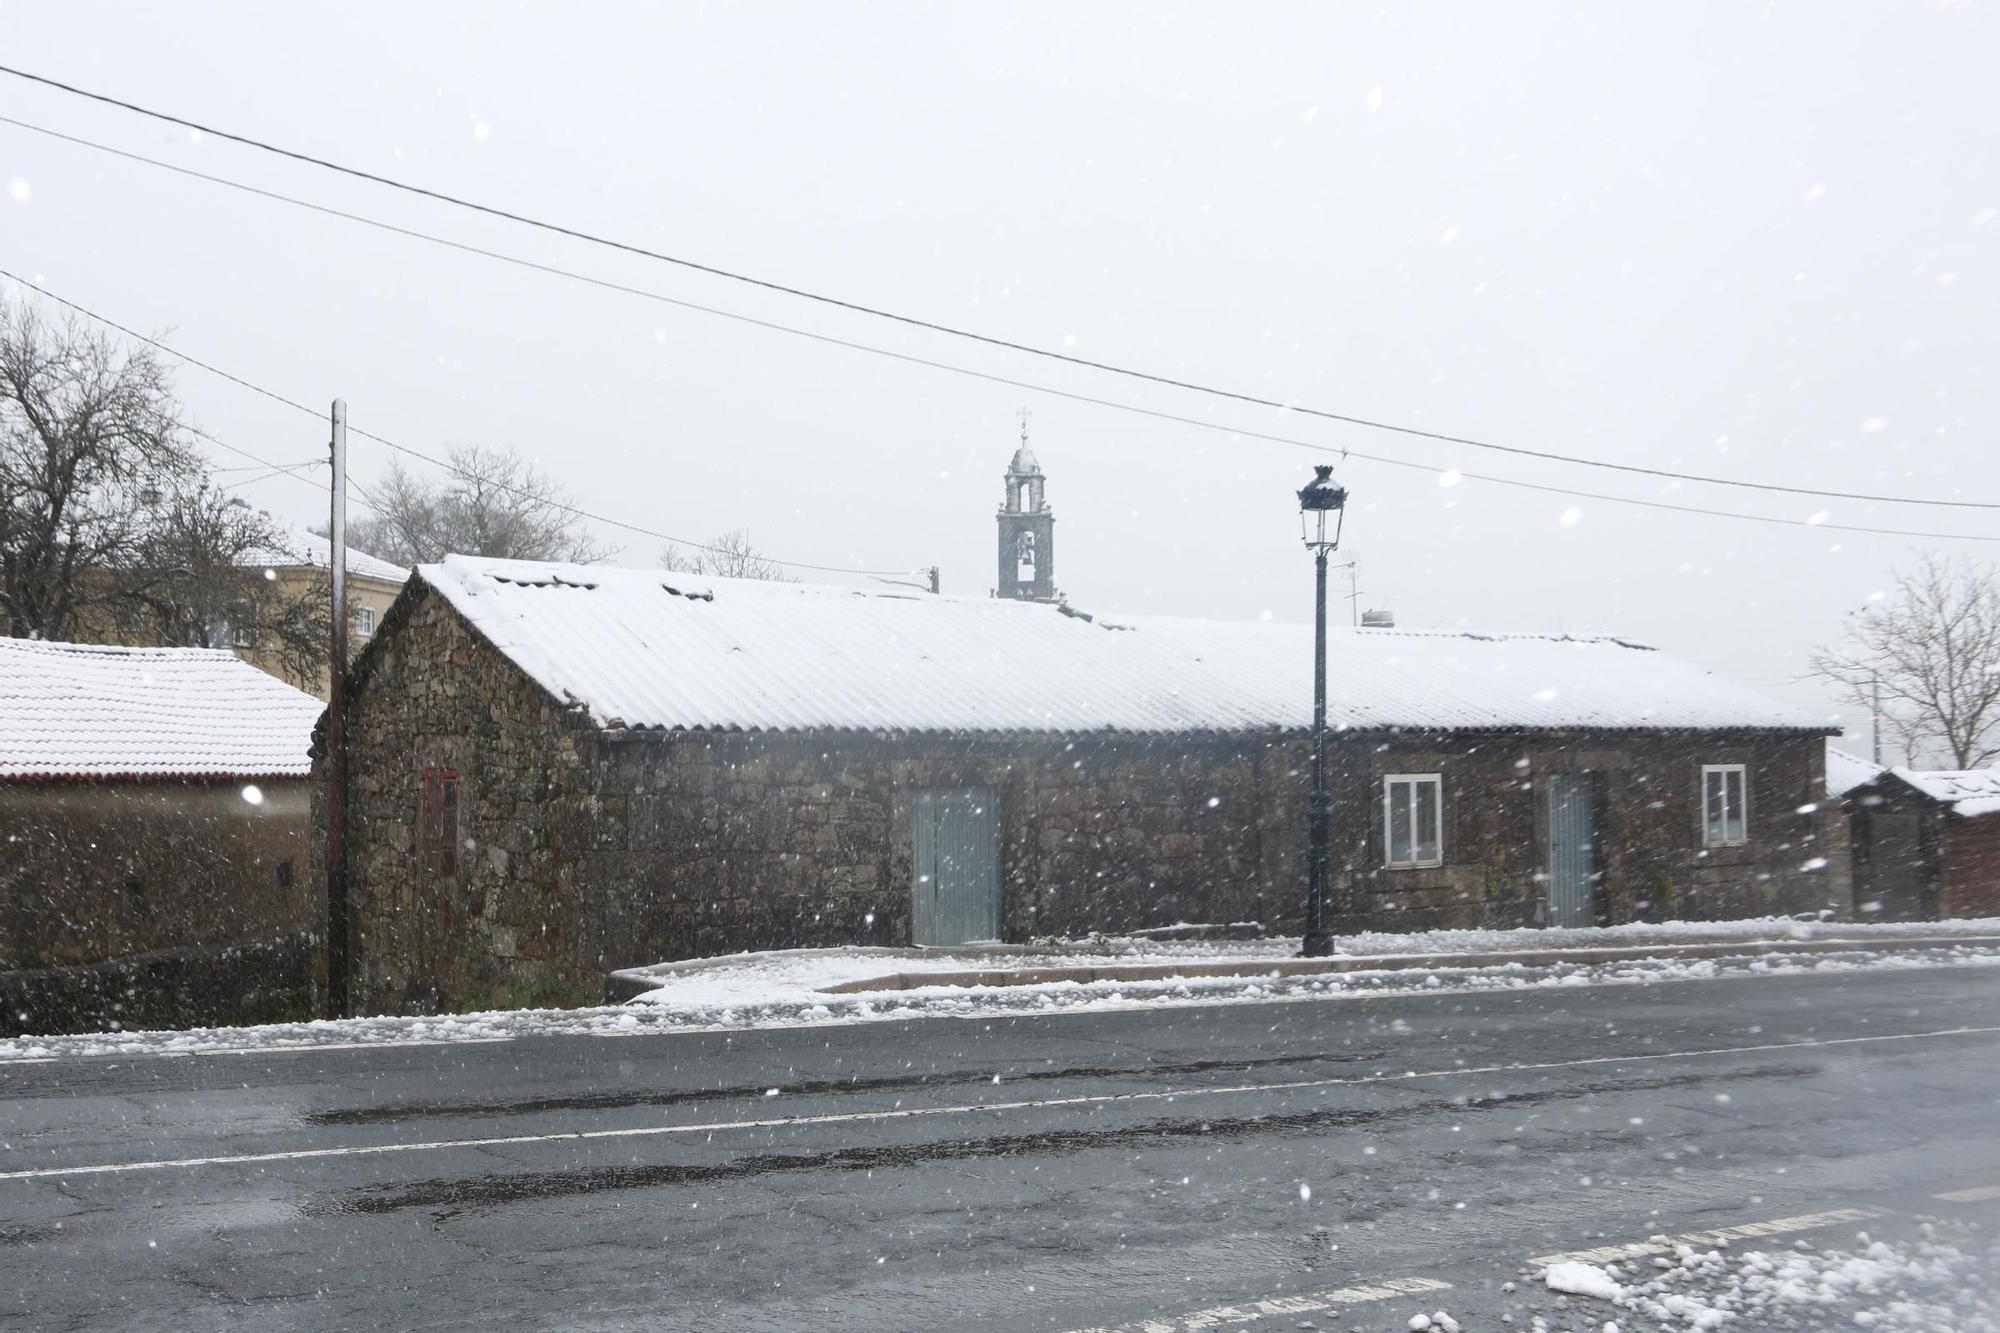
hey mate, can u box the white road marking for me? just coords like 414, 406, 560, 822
1530, 1207, 1880, 1266
2, 1024, 1994, 1184
1063, 1276, 1450, 1333
1934, 1184, 2000, 1202
0, 1036, 511, 1066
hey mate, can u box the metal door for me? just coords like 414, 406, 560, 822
911, 788, 1000, 946
1546, 773, 1598, 927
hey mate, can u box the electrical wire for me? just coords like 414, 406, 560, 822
6, 264, 1997, 548
1, 71, 1992, 512
1, 129, 1995, 546
0, 270, 921, 576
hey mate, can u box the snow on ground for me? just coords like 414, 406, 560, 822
4, 924, 1999, 1061
1537, 1222, 2000, 1331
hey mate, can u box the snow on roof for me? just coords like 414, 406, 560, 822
1826, 744, 1885, 798
0, 639, 322, 781
1890, 766, 2000, 818
418, 555, 1829, 738
244, 523, 408, 585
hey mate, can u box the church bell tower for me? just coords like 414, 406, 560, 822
996, 414, 1056, 602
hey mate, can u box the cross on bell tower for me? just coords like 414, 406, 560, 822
996, 410, 1056, 602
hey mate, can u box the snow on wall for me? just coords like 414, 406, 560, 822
0, 639, 323, 780
419, 555, 1830, 738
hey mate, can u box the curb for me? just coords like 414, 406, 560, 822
812, 934, 2000, 994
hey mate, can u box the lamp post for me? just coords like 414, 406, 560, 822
1297, 464, 1348, 958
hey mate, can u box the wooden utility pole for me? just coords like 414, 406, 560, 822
325, 398, 350, 1020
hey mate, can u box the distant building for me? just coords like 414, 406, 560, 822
324, 554, 1843, 1016
0, 639, 323, 1034
240, 524, 409, 699
996, 433, 1056, 603
69, 519, 408, 700
1839, 759, 2000, 921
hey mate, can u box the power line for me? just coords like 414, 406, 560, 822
2, 124, 1996, 548
2, 69, 1992, 513
0, 270, 919, 577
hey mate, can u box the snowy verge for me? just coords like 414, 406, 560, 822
1537, 1221, 2000, 1331
4, 936, 1999, 1062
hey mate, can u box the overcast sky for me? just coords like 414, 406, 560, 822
3, 2, 1995, 748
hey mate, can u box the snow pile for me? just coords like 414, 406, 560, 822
1544, 1261, 1626, 1302
1541, 1225, 2000, 1331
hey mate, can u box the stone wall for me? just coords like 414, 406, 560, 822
1329, 731, 1847, 932
576, 731, 1289, 976
331, 584, 1845, 1016
1945, 813, 2000, 919
1, 779, 312, 970
0, 930, 316, 1038
328, 581, 611, 1017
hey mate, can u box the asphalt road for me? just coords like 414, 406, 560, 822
4, 967, 2000, 1331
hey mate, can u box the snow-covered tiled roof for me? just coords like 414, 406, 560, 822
1826, 744, 1885, 798
0, 639, 323, 781
417, 556, 1828, 738
244, 524, 408, 585
1891, 767, 2000, 818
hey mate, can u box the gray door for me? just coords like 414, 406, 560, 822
1546, 773, 1598, 927
911, 788, 1000, 946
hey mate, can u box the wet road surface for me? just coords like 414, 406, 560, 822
3, 966, 1999, 1330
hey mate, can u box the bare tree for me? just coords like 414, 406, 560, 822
659, 529, 795, 582
0, 302, 200, 639
128, 486, 332, 690
1812, 554, 2000, 769
345, 446, 614, 566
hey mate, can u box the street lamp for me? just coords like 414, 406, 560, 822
1297, 464, 1348, 957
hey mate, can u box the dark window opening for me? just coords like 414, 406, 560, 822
119, 876, 144, 912
275, 858, 295, 888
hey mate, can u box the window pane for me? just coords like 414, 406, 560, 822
1387, 780, 1412, 863
1725, 769, 1746, 842
1704, 770, 1724, 844
1416, 779, 1440, 863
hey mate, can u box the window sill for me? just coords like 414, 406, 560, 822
1384, 861, 1445, 871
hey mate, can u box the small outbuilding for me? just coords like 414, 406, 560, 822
0, 639, 323, 1033
1841, 762, 2000, 921
326, 555, 1844, 1015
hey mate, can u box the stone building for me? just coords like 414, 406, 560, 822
0, 639, 323, 1033
71, 518, 407, 701
1840, 763, 2000, 921
324, 551, 1842, 1016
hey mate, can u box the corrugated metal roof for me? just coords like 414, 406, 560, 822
421, 556, 1830, 738
0, 639, 322, 780
1892, 766, 2000, 817
1826, 744, 1885, 798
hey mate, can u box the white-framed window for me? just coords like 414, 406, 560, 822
1383, 774, 1444, 868
355, 605, 376, 636
1702, 764, 1748, 846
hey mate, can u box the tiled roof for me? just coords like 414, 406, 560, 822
244, 524, 408, 585
416, 556, 1829, 737
0, 639, 322, 780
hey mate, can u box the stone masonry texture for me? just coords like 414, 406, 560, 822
322, 581, 1849, 1016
